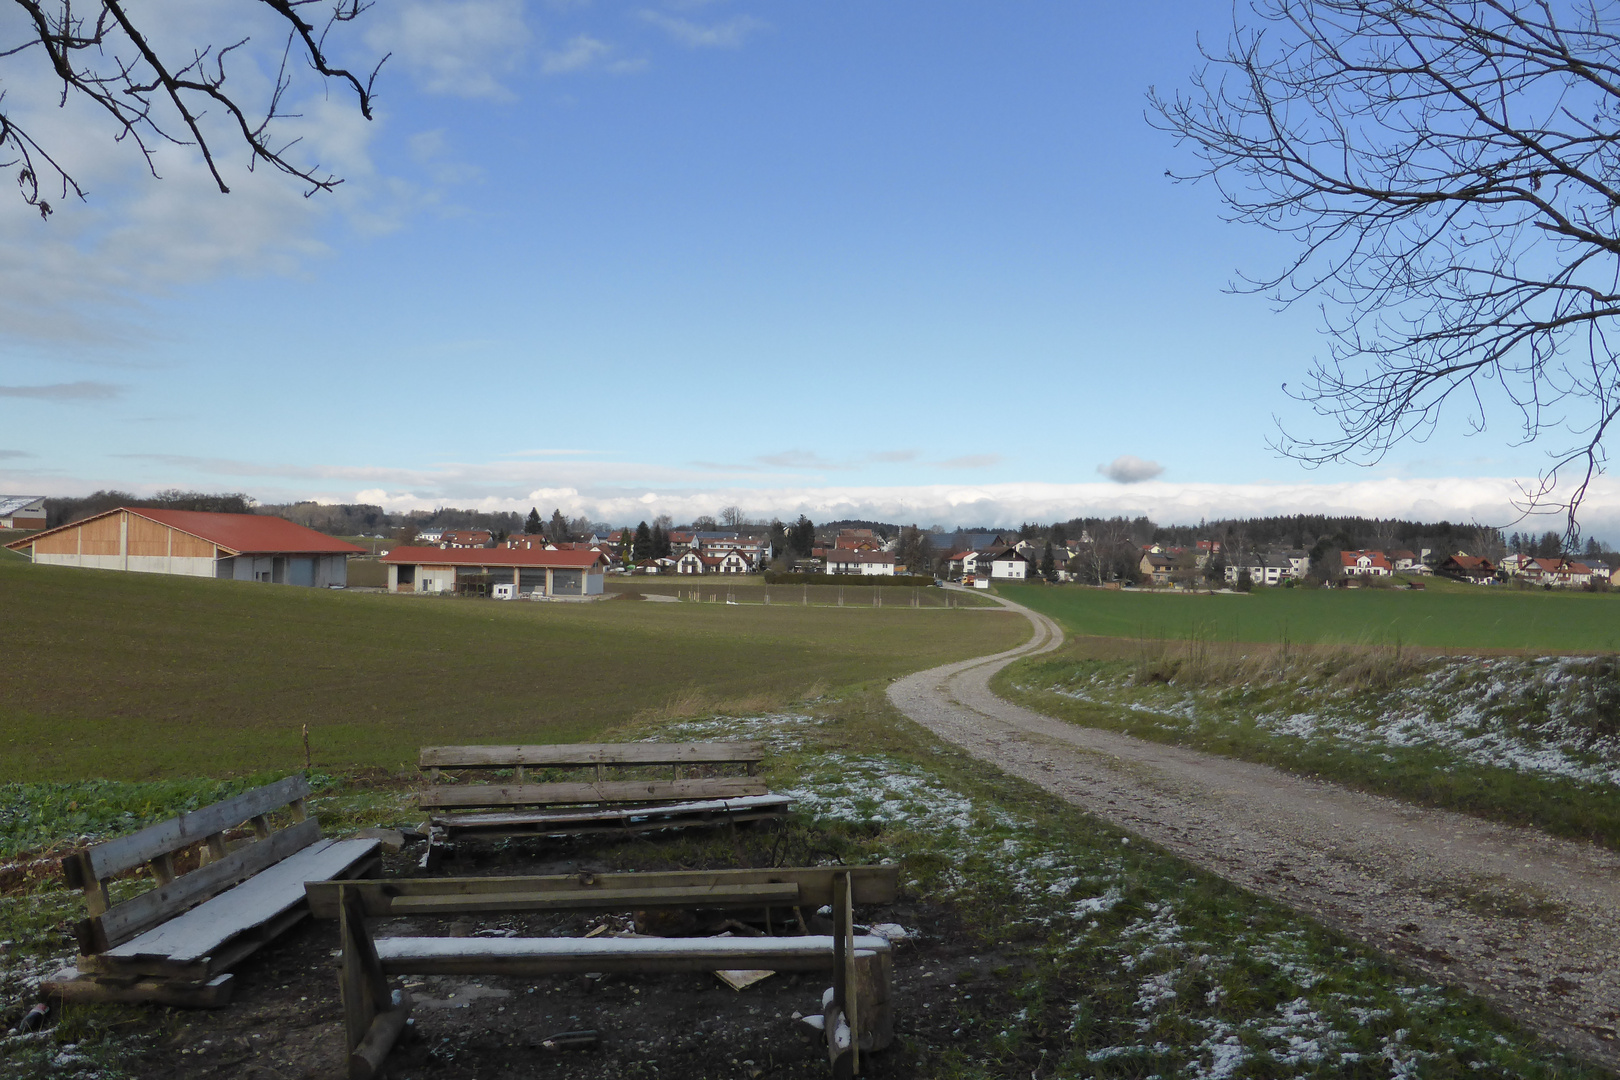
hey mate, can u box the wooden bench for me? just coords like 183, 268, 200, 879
310, 865, 898, 1079
43, 775, 381, 1007
418, 742, 792, 858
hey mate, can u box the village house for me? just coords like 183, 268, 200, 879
0, 495, 46, 530
675, 549, 750, 574
1438, 554, 1496, 584
825, 549, 898, 576
1341, 550, 1393, 577
381, 546, 605, 597
1224, 552, 1297, 586
988, 548, 1034, 581
1139, 551, 1174, 585
414, 527, 445, 544
833, 529, 884, 551
5, 507, 363, 585
439, 529, 492, 548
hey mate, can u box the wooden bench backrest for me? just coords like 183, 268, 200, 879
307, 865, 900, 918
61, 774, 320, 953
419, 741, 765, 771
418, 742, 769, 812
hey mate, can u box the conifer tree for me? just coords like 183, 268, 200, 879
525, 508, 543, 535
633, 521, 652, 562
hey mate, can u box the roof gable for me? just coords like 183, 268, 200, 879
6, 507, 365, 555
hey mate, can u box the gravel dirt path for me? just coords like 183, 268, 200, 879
888, 589, 1620, 1070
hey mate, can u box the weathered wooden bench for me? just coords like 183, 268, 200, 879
418, 742, 792, 859
43, 774, 381, 1007
309, 865, 898, 1079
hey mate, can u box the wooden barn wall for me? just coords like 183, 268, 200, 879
127, 514, 169, 557
79, 514, 121, 556
33, 529, 79, 555
171, 531, 213, 558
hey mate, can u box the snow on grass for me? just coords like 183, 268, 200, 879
1043, 654, 1620, 786
668, 711, 1552, 1077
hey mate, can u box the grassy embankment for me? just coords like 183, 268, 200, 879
0, 560, 1604, 1076
995, 581, 1620, 849
999, 576, 1620, 651
0, 557, 1022, 781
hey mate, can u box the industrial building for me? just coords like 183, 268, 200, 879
0, 495, 46, 530
380, 546, 607, 597
5, 507, 364, 586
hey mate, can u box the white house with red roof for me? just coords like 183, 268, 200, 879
5, 507, 364, 585
1341, 550, 1393, 576
380, 546, 606, 597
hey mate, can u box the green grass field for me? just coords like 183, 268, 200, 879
999, 578, 1620, 652
0, 559, 1024, 780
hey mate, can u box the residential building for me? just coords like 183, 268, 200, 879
440, 529, 493, 548
380, 546, 605, 597
988, 549, 1034, 581
1387, 549, 1422, 572
1140, 552, 1174, 585
833, 529, 883, 551
825, 550, 898, 576
0, 495, 46, 530
5, 507, 363, 585
1341, 550, 1393, 576
1438, 554, 1496, 584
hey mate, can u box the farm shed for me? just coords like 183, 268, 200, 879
381, 546, 606, 597
0, 495, 46, 530
4, 507, 364, 585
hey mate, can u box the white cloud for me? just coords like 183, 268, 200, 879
365, 0, 532, 99
639, 10, 766, 48
31, 453, 1620, 540
542, 34, 612, 74
1099, 455, 1165, 484
0, 382, 122, 401
939, 454, 1003, 469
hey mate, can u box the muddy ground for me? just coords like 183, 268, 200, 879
106, 831, 1035, 1080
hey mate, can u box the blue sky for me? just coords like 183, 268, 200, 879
2, 2, 1615, 536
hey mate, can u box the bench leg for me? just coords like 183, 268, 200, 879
340, 888, 410, 1080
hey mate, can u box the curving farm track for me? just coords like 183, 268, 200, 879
888, 588, 1620, 1069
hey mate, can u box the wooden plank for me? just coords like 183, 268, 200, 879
419, 742, 766, 769
434, 805, 790, 843
306, 866, 898, 919
90, 819, 323, 950
430, 793, 791, 828
42, 966, 235, 1008
373, 934, 891, 977
83, 775, 311, 880
388, 882, 800, 915
96, 836, 378, 965
419, 777, 767, 809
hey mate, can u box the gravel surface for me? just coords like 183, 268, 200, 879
888, 589, 1620, 1070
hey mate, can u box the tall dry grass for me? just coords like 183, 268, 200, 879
1127, 633, 1426, 693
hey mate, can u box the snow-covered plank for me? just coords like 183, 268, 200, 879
105, 837, 379, 963
374, 933, 890, 976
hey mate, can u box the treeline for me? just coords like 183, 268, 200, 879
45, 490, 255, 529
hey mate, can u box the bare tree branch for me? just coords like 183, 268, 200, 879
1152, 0, 1620, 542
0, 0, 385, 216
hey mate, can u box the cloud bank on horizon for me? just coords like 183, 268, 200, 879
84, 475, 1620, 538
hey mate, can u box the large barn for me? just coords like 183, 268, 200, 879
5, 507, 365, 586
380, 546, 607, 598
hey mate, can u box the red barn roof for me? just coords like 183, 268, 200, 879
6, 507, 365, 555
380, 546, 605, 569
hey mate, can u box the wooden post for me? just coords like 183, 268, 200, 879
826, 870, 859, 1077
250, 815, 272, 841
150, 852, 177, 886
340, 887, 407, 1080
